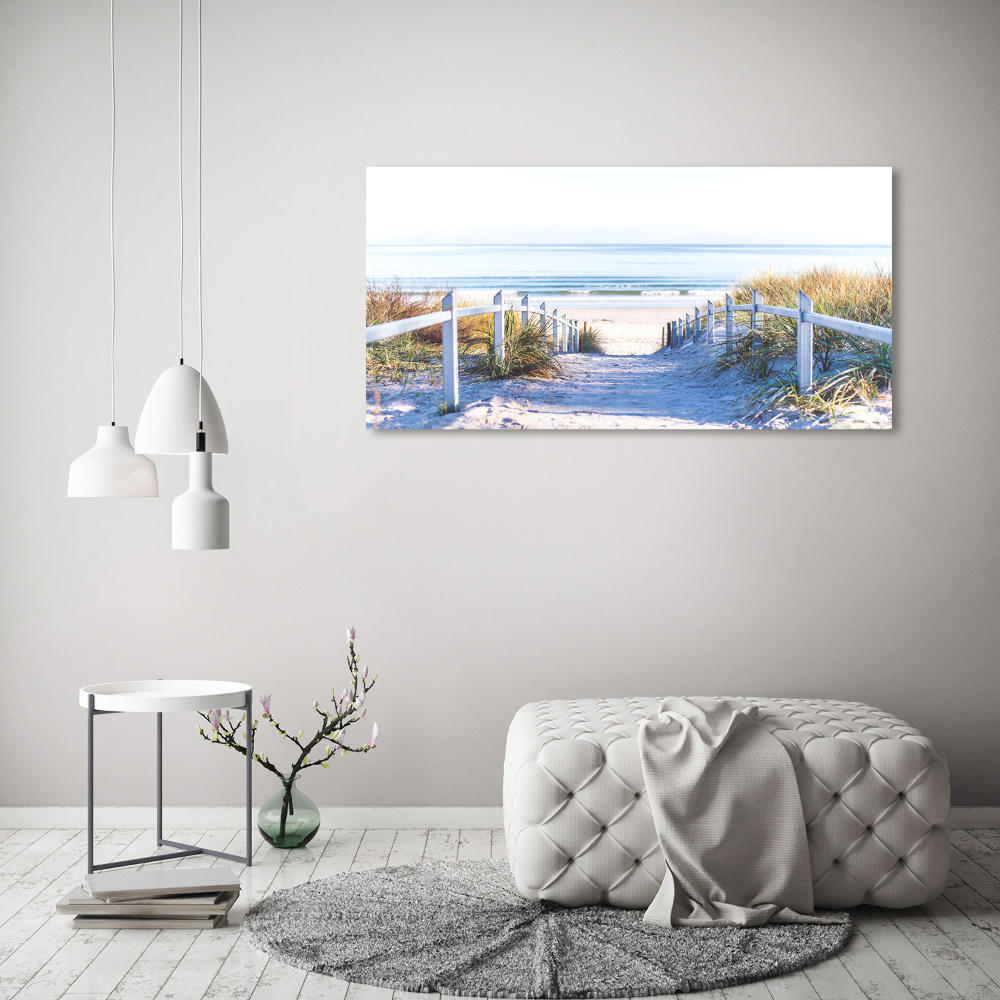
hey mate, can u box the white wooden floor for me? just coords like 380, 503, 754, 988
2, 826, 1000, 1000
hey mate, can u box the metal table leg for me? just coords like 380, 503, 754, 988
88, 698, 254, 872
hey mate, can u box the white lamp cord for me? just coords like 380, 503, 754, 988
110, 0, 117, 426
178, 0, 184, 365
197, 0, 205, 442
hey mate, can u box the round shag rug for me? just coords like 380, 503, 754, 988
244, 860, 852, 997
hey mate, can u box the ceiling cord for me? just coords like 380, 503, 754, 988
110, 0, 117, 425
178, 0, 184, 365
197, 0, 204, 428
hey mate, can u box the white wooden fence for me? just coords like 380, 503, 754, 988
366, 290, 579, 411
664, 291, 892, 393
368, 286, 893, 408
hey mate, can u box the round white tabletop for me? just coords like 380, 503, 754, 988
79, 680, 252, 713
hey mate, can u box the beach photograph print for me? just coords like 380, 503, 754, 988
366, 167, 892, 431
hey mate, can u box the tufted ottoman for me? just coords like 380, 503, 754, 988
504, 697, 950, 910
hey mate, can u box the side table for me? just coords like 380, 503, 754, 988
80, 679, 254, 872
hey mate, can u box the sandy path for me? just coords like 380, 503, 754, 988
367, 341, 890, 431
445, 346, 742, 429
560, 305, 697, 356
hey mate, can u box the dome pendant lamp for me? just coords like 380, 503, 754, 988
68, 0, 158, 499
135, 0, 229, 548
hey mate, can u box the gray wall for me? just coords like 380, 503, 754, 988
1, 0, 997, 809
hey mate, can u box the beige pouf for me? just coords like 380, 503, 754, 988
503, 697, 950, 910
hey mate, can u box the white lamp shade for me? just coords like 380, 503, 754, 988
134, 363, 228, 455
172, 451, 229, 550
68, 425, 159, 497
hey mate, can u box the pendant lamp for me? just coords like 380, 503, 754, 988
172, 435, 229, 549
135, 0, 229, 548
134, 363, 227, 454
68, 0, 158, 499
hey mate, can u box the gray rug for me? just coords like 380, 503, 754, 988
244, 859, 852, 997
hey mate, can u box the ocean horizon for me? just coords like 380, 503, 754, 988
366, 242, 892, 304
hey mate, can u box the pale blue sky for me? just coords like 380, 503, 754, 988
367, 167, 892, 246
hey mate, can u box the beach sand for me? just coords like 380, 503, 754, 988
560, 305, 701, 356
366, 307, 892, 431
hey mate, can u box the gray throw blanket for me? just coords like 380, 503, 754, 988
638, 696, 847, 928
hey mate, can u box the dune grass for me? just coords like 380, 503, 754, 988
702, 265, 892, 421
366, 279, 482, 385
465, 310, 564, 382
578, 321, 606, 354
366, 279, 566, 387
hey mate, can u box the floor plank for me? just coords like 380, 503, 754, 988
490, 829, 507, 861
0, 829, 77, 891
954, 830, 1000, 883
300, 973, 350, 999
310, 831, 364, 883
884, 904, 1000, 999
387, 830, 427, 867
802, 956, 869, 999
12, 923, 119, 1000
422, 830, 458, 862
765, 968, 821, 998
247, 955, 307, 999
724, 980, 772, 998
105, 930, 200, 1000
344, 983, 394, 1000
836, 918, 923, 1000
972, 830, 1000, 855
456, 830, 491, 861
63, 927, 159, 996
921, 894, 1000, 987
0, 829, 46, 869
351, 830, 394, 872
852, 906, 963, 998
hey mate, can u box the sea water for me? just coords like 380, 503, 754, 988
366, 243, 892, 306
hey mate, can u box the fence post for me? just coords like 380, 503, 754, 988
669, 321, 674, 348
751, 288, 761, 332
539, 302, 547, 351
521, 294, 529, 334
685, 313, 691, 343
725, 293, 733, 353
694, 306, 700, 345
494, 289, 504, 365
571, 319, 577, 352
575, 320, 580, 352
797, 289, 813, 394
441, 290, 458, 412
707, 301, 714, 343
552, 308, 560, 352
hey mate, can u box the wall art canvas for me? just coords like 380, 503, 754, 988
366, 167, 892, 430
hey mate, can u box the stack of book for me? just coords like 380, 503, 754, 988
57, 866, 241, 929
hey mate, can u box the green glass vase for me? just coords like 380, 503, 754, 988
257, 777, 320, 848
